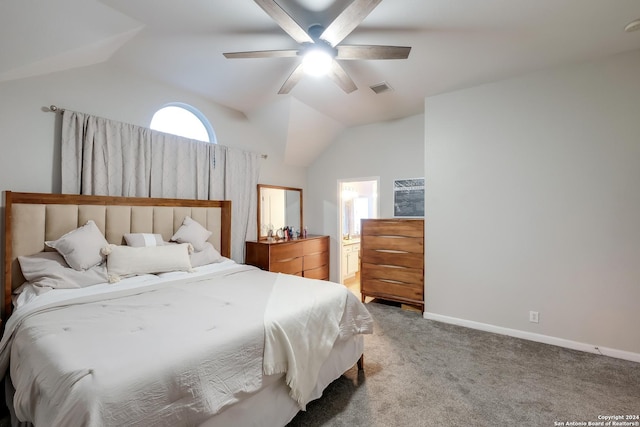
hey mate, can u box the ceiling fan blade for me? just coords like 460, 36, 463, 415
337, 45, 411, 60
327, 61, 357, 94
278, 63, 305, 94
253, 0, 313, 44
320, 0, 382, 47
224, 49, 300, 59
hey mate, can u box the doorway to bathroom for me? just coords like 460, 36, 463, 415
338, 178, 379, 295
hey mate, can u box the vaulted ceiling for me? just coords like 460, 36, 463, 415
2, 0, 640, 165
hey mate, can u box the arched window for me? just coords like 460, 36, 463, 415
150, 103, 216, 143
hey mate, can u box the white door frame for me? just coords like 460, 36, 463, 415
337, 177, 380, 284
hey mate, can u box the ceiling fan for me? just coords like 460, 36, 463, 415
223, 0, 411, 94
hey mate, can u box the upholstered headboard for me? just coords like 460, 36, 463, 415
3, 191, 231, 319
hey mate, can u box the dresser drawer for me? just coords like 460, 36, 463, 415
303, 252, 327, 271
270, 243, 302, 261
303, 265, 329, 280
270, 257, 303, 275
303, 237, 328, 255
361, 279, 423, 301
244, 236, 330, 279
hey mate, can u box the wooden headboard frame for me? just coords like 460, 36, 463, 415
3, 191, 231, 320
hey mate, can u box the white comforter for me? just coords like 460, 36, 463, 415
0, 262, 373, 427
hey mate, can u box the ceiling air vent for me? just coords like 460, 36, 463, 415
369, 81, 394, 94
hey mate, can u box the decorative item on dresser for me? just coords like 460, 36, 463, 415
245, 236, 330, 280
360, 218, 425, 312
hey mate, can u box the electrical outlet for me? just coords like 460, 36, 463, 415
529, 311, 539, 323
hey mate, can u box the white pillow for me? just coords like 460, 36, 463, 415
17, 251, 108, 290
45, 220, 109, 270
103, 243, 193, 283
124, 233, 165, 247
171, 216, 212, 251
190, 242, 224, 267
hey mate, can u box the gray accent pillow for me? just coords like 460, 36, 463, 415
171, 216, 212, 252
124, 233, 165, 247
45, 220, 109, 270
17, 251, 108, 290
190, 242, 224, 267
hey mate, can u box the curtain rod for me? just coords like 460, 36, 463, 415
47, 105, 268, 159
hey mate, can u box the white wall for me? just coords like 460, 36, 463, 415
424, 49, 640, 358
0, 62, 307, 295
307, 114, 425, 282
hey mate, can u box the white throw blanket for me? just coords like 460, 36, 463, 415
263, 274, 348, 409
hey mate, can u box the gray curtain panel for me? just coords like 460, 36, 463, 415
60, 110, 261, 263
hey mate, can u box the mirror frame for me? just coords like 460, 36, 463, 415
257, 184, 303, 240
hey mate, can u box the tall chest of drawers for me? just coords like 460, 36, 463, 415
244, 235, 330, 280
360, 219, 424, 312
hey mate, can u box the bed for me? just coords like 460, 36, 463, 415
0, 191, 373, 427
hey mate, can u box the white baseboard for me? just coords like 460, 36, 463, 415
423, 311, 640, 364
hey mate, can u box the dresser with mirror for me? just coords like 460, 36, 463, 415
245, 184, 330, 280
256, 184, 303, 238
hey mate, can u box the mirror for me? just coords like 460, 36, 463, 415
257, 184, 303, 240
340, 179, 379, 240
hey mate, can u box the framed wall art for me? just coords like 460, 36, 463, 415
393, 178, 424, 217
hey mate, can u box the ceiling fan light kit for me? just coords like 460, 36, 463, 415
301, 39, 337, 76
302, 48, 333, 76
224, 0, 411, 94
